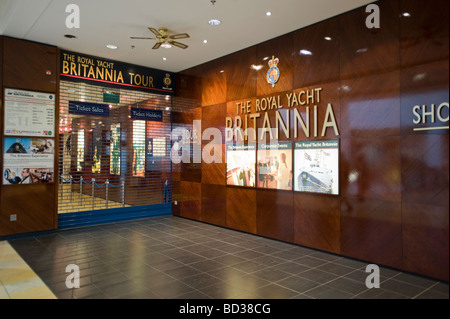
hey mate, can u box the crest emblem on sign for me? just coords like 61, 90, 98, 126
163, 73, 172, 87
267, 56, 280, 87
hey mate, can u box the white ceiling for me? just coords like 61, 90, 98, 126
0, 0, 374, 73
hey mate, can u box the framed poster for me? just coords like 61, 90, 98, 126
226, 144, 256, 187
3, 137, 54, 185
294, 140, 339, 195
4, 88, 55, 137
110, 123, 121, 175
257, 142, 293, 190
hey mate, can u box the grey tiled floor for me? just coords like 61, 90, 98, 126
8, 216, 449, 299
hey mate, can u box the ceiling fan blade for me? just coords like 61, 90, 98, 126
169, 41, 188, 49
152, 42, 162, 50
169, 33, 190, 40
130, 37, 156, 40
149, 27, 162, 37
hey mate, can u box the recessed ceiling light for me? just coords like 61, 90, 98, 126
106, 44, 118, 50
324, 36, 332, 41
220, 70, 225, 73
263, 56, 270, 61
163, 57, 167, 61
402, 12, 411, 17
208, 19, 221, 26
203, 39, 208, 44
266, 11, 272, 16
299, 49, 313, 55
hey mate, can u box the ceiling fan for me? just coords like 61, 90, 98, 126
131, 27, 190, 49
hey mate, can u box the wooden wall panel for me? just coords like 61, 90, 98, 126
400, 0, 449, 68
402, 203, 449, 281
340, 0, 400, 79
225, 47, 257, 102
340, 71, 400, 138
3, 37, 57, 93
0, 184, 56, 236
178, 181, 202, 221
401, 134, 449, 208
201, 184, 227, 227
293, 18, 340, 88
341, 137, 401, 202
293, 193, 340, 254
226, 187, 257, 234
340, 198, 403, 269
256, 190, 293, 242
202, 57, 227, 107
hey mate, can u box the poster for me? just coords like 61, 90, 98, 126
3, 137, 54, 185
226, 144, 256, 187
294, 140, 339, 195
110, 123, 121, 175
4, 88, 55, 137
92, 129, 102, 173
132, 121, 145, 177
76, 130, 85, 172
257, 142, 293, 190
153, 137, 166, 157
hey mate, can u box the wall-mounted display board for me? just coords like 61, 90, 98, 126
226, 144, 256, 187
293, 140, 339, 195
257, 142, 292, 190
3, 137, 55, 185
4, 88, 55, 137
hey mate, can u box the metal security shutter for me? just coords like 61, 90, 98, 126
58, 80, 172, 214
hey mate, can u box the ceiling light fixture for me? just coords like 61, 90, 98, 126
324, 36, 332, 41
266, 11, 272, 16
106, 44, 118, 50
203, 39, 208, 44
160, 43, 172, 49
163, 57, 167, 61
208, 19, 221, 26
401, 12, 411, 17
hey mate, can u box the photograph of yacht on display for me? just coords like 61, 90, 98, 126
294, 140, 339, 195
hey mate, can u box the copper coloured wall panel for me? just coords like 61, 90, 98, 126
293, 193, 340, 254
400, 0, 449, 68
293, 18, 340, 88
202, 57, 227, 107
340, 71, 401, 138
226, 187, 257, 234
402, 203, 449, 282
225, 47, 257, 102
3, 37, 58, 93
339, 0, 400, 80
256, 190, 294, 243
340, 198, 403, 269
202, 184, 227, 227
